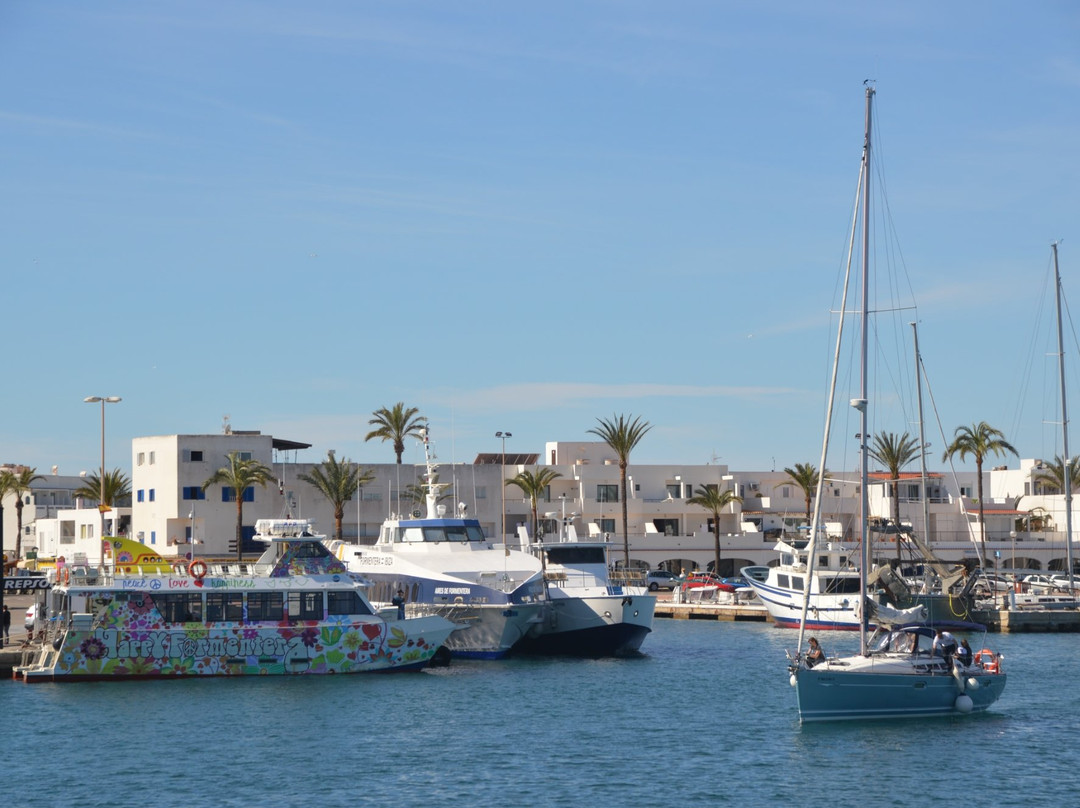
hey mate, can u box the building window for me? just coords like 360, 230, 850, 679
137, 452, 145, 466
597, 484, 618, 503
182, 487, 206, 500
475, 486, 487, 499
149, 451, 155, 465
148, 489, 155, 502
182, 449, 205, 462
238, 451, 253, 461
222, 487, 255, 503
599, 518, 615, 534
960, 486, 972, 498
150, 531, 156, 545
666, 484, 681, 499
137, 490, 145, 503
79, 524, 95, 539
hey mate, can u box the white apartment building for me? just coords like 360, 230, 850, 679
13, 430, 1079, 575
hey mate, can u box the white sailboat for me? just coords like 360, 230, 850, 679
788, 85, 1007, 721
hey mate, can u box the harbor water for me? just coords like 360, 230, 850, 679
3, 620, 1076, 808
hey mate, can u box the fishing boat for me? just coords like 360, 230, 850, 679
515, 517, 656, 657
14, 519, 457, 681
329, 428, 547, 659
787, 85, 1007, 721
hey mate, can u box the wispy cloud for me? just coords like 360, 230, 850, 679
429, 381, 801, 412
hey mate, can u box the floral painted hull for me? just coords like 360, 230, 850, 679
17, 616, 456, 681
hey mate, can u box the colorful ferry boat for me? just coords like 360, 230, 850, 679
14, 519, 457, 681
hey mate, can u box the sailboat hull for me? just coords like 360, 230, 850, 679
795, 663, 1007, 722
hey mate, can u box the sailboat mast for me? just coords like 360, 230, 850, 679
911, 322, 932, 558
1052, 242, 1076, 592
856, 84, 874, 653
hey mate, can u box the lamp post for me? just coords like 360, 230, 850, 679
84, 395, 122, 539
495, 431, 512, 543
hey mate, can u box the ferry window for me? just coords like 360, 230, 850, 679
327, 591, 372, 616
790, 576, 804, 591
207, 593, 244, 622
153, 594, 203, 623
423, 527, 449, 542
247, 592, 284, 622
466, 525, 485, 542
777, 574, 790, 588
547, 546, 606, 565
289, 592, 323, 621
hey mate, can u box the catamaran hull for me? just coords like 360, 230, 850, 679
515, 594, 655, 657
795, 669, 1007, 722
16, 615, 457, 682
407, 602, 545, 659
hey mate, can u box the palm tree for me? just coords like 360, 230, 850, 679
298, 453, 374, 541
587, 414, 652, 569
506, 468, 563, 539
687, 484, 743, 575
203, 452, 276, 561
73, 468, 132, 508
0, 467, 45, 560
942, 421, 1018, 563
365, 403, 426, 463
869, 431, 921, 559
779, 462, 820, 525
1032, 455, 1080, 496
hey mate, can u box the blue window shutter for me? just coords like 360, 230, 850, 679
137, 490, 144, 503
149, 489, 155, 502
243, 487, 254, 502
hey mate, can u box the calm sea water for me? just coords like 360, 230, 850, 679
4, 620, 1076, 808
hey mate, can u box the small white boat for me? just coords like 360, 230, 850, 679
15, 519, 457, 681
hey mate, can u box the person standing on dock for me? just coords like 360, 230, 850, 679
2, 604, 10, 646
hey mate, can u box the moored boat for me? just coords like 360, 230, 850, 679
516, 523, 655, 657
329, 428, 547, 659
14, 519, 457, 681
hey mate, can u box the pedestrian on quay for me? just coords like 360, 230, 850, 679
2, 604, 10, 647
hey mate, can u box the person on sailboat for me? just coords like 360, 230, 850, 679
806, 636, 825, 668
932, 629, 957, 666
955, 639, 973, 667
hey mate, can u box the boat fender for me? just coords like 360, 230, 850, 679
61, 567, 70, 586
188, 559, 208, 581
789, 673, 798, 687
951, 664, 965, 692
965, 677, 981, 691
954, 694, 973, 713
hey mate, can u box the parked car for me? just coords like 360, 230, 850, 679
645, 569, 681, 591
681, 572, 728, 591
25, 602, 37, 633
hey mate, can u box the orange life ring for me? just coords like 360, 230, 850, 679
188, 559, 208, 580
974, 648, 1000, 674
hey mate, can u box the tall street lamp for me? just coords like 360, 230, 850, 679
84, 395, 122, 539
495, 431, 512, 543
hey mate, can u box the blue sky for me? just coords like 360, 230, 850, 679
2, 1, 1079, 476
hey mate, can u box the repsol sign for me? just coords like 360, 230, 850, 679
3, 577, 51, 592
